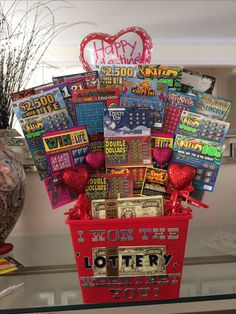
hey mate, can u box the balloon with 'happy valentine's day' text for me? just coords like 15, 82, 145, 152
80, 26, 153, 71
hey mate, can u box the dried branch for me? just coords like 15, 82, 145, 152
0, 0, 95, 129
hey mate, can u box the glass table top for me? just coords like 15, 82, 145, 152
1, 223, 236, 313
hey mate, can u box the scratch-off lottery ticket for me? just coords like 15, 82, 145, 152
105, 136, 152, 168
141, 167, 168, 196
89, 133, 105, 152
176, 110, 230, 144
12, 89, 73, 179
85, 173, 133, 200
52, 71, 99, 89
104, 107, 151, 137
95, 64, 137, 87
151, 133, 174, 149
136, 64, 183, 90
121, 78, 168, 129
44, 172, 78, 209
42, 126, 90, 174
122, 77, 163, 97
193, 91, 233, 121
107, 167, 146, 195
181, 69, 216, 94
172, 134, 225, 192
12, 88, 67, 120
72, 87, 120, 135
19, 110, 73, 179
37, 78, 86, 123
162, 91, 197, 134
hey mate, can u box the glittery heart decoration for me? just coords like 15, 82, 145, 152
153, 147, 173, 166
85, 151, 105, 170
168, 162, 196, 191
63, 168, 89, 193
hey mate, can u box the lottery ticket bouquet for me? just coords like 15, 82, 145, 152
11, 24, 232, 303
64, 65, 231, 303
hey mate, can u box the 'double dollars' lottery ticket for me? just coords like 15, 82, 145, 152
91, 195, 164, 219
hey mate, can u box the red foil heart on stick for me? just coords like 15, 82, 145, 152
85, 151, 105, 170
168, 163, 196, 191
63, 167, 89, 194
80, 26, 153, 71
166, 163, 208, 215
153, 147, 173, 167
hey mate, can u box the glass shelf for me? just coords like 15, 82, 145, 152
2, 223, 236, 313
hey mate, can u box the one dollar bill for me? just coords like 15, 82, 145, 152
92, 246, 166, 277
91, 195, 164, 219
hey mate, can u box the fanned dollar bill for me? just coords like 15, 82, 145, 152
91, 195, 164, 219
93, 246, 166, 277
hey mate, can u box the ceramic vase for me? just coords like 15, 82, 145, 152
0, 148, 26, 251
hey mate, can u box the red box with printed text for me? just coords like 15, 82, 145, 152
66, 214, 191, 304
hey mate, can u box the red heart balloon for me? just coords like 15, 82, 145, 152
168, 163, 196, 190
80, 26, 152, 71
85, 151, 105, 170
153, 147, 173, 165
63, 168, 89, 193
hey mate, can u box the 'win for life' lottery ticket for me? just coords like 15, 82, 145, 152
11, 88, 73, 179
42, 126, 90, 174
37, 78, 87, 124
95, 64, 137, 87
42, 127, 90, 209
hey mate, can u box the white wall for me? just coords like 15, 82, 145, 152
43, 41, 236, 69
10, 172, 70, 236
